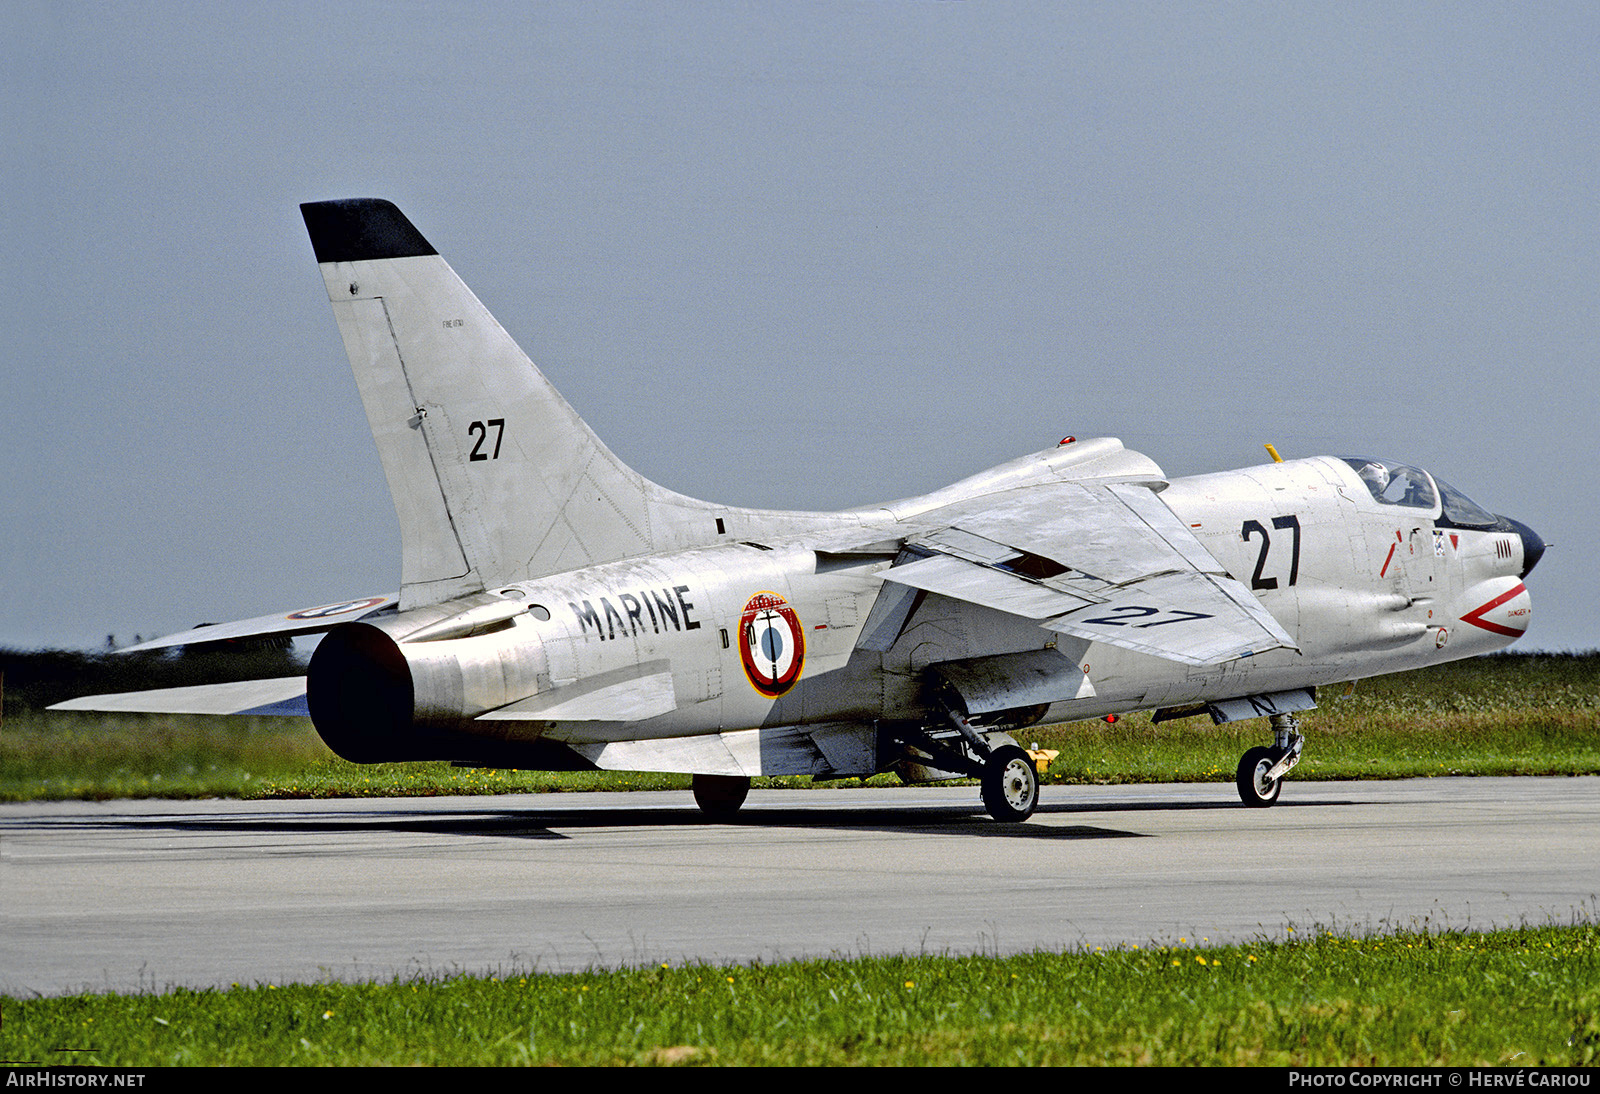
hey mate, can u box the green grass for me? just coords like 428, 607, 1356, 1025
0, 712, 328, 800
3, 652, 1596, 801
4, 923, 1596, 1066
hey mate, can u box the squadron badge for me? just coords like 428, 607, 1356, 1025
739, 591, 805, 698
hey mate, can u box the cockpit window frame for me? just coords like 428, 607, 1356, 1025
1337, 457, 1439, 512
1334, 456, 1511, 533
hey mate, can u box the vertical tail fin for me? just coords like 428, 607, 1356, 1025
301, 198, 707, 608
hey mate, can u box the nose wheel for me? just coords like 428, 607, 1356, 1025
1236, 747, 1282, 806
1235, 713, 1303, 808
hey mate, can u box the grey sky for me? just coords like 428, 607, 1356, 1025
5, 2, 1595, 651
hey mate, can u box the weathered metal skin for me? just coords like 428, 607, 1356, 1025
51, 199, 1544, 822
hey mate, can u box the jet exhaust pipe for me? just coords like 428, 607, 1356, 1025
306, 623, 417, 762
306, 599, 551, 762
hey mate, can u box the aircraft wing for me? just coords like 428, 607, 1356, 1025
880, 481, 1297, 666
115, 595, 399, 652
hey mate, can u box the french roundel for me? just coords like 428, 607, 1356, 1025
739, 591, 805, 698
285, 596, 389, 621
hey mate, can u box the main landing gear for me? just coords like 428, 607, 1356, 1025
897, 712, 1042, 822
981, 744, 1041, 823
1235, 712, 1304, 808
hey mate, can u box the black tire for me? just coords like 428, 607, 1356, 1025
1236, 746, 1282, 807
981, 745, 1040, 822
692, 774, 750, 818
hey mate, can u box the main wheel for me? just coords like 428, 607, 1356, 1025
692, 773, 750, 818
981, 745, 1040, 822
1236, 746, 1282, 807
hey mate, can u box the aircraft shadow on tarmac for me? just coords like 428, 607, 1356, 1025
14, 791, 1359, 844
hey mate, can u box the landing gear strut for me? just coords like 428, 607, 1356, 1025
946, 708, 1041, 823
692, 773, 750, 818
895, 710, 1041, 823
1236, 713, 1304, 808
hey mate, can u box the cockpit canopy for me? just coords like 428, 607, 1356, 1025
1342, 457, 1435, 509
1338, 457, 1503, 530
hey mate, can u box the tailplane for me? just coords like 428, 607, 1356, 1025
301, 199, 726, 608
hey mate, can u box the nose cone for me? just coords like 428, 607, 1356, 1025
1504, 516, 1546, 578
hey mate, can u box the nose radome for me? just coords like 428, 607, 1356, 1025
1503, 517, 1545, 578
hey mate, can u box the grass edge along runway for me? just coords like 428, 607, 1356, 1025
3, 921, 1597, 1066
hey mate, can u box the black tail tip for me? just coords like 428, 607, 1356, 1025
300, 198, 438, 264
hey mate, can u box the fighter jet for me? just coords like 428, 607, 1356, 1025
53, 199, 1545, 822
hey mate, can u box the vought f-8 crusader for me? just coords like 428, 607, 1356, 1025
57, 199, 1544, 822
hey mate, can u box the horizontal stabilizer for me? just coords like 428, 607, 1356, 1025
117, 595, 397, 653
49, 678, 308, 716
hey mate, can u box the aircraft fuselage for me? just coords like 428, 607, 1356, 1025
305, 450, 1536, 779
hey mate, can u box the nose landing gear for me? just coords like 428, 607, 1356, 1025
1236, 712, 1304, 808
